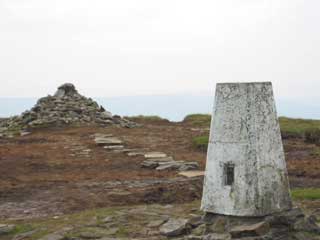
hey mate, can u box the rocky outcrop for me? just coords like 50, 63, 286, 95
169, 207, 320, 240
0, 83, 138, 136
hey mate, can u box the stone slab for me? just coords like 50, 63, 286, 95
179, 171, 205, 178
229, 221, 270, 238
104, 145, 124, 150
94, 137, 123, 145
144, 152, 167, 159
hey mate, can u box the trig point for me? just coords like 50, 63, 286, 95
201, 82, 292, 216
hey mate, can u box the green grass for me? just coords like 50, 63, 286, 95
192, 135, 209, 151
291, 188, 320, 201
183, 114, 211, 127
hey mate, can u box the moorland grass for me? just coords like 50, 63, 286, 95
192, 135, 209, 151
291, 188, 320, 201
279, 117, 320, 139
183, 114, 211, 127
187, 115, 320, 150
125, 115, 169, 122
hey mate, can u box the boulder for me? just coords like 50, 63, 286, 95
159, 218, 189, 237
229, 221, 270, 238
187, 215, 203, 228
266, 207, 305, 227
54, 83, 78, 98
147, 219, 167, 228
203, 233, 231, 240
191, 224, 206, 236
206, 216, 228, 234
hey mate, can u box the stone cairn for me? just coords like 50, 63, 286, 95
0, 83, 138, 136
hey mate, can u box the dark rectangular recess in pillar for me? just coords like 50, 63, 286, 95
224, 163, 235, 186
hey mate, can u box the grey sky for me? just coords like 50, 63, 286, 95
0, 0, 319, 103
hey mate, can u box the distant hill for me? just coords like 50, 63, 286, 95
0, 95, 319, 121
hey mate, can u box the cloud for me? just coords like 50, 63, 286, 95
0, 0, 319, 106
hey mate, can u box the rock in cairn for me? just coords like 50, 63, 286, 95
0, 83, 138, 136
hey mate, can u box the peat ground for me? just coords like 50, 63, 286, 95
0, 118, 319, 220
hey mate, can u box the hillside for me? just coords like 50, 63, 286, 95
0, 115, 319, 239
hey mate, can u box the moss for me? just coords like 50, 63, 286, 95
291, 188, 320, 200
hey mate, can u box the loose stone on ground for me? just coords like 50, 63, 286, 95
140, 150, 200, 172
159, 218, 189, 237
104, 145, 125, 150
179, 171, 205, 178
94, 137, 123, 146
144, 152, 168, 159
229, 221, 270, 238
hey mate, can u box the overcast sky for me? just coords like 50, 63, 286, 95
0, 0, 319, 103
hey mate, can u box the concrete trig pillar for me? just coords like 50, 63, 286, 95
201, 82, 292, 216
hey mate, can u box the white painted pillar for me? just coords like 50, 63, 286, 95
201, 82, 292, 216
